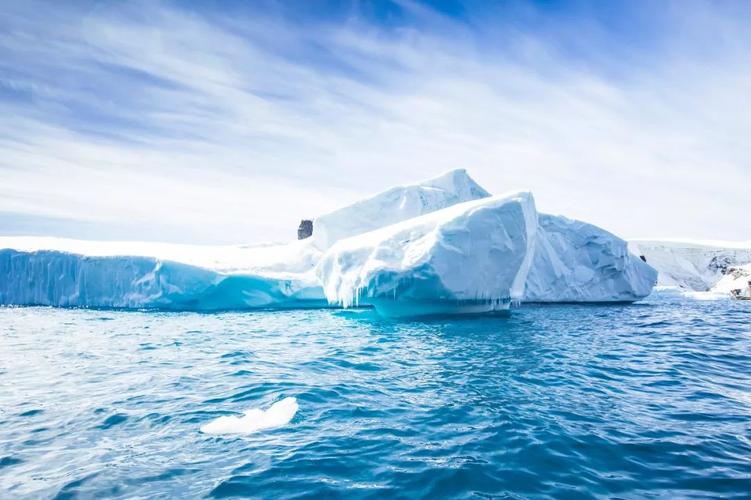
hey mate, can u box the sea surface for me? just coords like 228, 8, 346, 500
1, 292, 750, 499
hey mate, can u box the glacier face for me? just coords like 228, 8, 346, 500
0, 239, 324, 310
316, 192, 538, 317
524, 215, 657, 302
312, 169, 490, 250
628, 240, 751, 293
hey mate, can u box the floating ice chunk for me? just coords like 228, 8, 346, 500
312, 169, 490, 250
316, 191, 538, 318
524, 215, 656, 302
200, 397, 299, 435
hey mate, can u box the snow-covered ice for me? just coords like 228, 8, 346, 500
0, 170, 491, 311
524, 215, 657, 302
713, 263, 751, 296
0, 169, 663, 313
628, 239, 751, 294
0, 236, 321, 274
312, 169, 489, 250
316, 191, 538, 317
200, 397, 299, 435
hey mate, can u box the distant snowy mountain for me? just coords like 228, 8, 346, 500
628, 240, 751, 295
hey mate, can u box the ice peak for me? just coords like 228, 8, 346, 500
311, 169, 492, 250
420, 169, 490, 200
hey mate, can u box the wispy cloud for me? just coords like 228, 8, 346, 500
1, 0, 749, 243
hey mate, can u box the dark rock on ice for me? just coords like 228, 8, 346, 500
297, 219, 313, 240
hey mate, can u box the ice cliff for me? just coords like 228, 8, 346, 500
524, 215, 657, 302
316, 191, 538, 317
0, 238, 324, 310
0, 170, 659, 315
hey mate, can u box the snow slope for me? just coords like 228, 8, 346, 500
316, 191, 538, 317
524, 215, 656, 302
628, 240, 751, 292
713, 263, 751, 296
312, 169, 490, 250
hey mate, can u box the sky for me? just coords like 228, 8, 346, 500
1, 0, 749, 244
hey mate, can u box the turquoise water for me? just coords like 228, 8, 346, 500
1, 293, 750, 498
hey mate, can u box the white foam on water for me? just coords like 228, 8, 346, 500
682, 290, 730, 301
200, 397, 298, 435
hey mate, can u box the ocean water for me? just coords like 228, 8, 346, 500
1, 292, 750, 499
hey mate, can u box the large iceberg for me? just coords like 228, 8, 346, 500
316, 191, 538, 317
0, 170, 659, 313
524, 215, 657, 302
0, 170, 487, 311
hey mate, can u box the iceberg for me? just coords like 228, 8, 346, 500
316, 191, 538, 318
311, 169, 490, 249
0, 170, 659, 313
524, 215, 657, 302
0, 169, 488, 311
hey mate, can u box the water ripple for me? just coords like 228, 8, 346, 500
0, 293, 750, 497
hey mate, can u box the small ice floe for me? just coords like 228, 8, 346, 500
200, 397, 298, 435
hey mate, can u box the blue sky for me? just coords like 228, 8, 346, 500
1, 0, 749, 244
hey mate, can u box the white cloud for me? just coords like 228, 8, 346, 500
0, 0, 749, 243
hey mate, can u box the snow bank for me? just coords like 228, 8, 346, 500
524, 215, 657, 302
312, 169, 489, 250
628, 239, 751, 292
201, 397, 298, 435
316, 191, 538, 318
